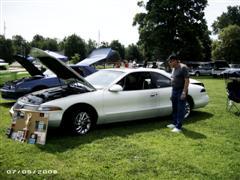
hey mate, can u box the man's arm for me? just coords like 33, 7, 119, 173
183, 78, 189, 95
181, 77, 189, 100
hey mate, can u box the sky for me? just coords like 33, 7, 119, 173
0, 0, 239, 46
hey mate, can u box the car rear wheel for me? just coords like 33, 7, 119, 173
70, 109, 94, 135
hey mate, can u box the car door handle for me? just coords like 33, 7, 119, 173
150, 93, 158, 97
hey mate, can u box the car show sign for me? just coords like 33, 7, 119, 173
6, 109, 48, 145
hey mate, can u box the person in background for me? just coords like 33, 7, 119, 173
167, 55, 189, 133
128, 60, 133, 68
143, 60, 148, 68
114, 61, 121, 68
152, 61, 158, 68
123, 60, 129, 68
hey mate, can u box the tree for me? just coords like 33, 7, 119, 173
213, 25, 240, 63
12, 35, 30, 57
110, 40, 125, 59
31, 34, 45, 49
212, 6, 240, 34
133, 0, 211, 61
125, 44, 143, 61
64, 34, 87, 60
42, 38, 59, 51
86, 39, 97, 55
211, 40, 224, 60
0, 35, 14, 64
31, 35, 59, 51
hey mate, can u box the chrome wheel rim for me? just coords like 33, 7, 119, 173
74, 112, 91, 135
184, 101, 191, 119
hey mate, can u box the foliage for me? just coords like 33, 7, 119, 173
211, 40, 224, 60
212, 6, 240, 34
69, 53, 81, 64
211, 6, 240, 63
133, 0, 211, 61
12, 35, 31, 57
125, 44, 143, 61
30, 35, 58, 51
219, 25, 240, 63
30, 34, 45, 49
110, 40, 125, 59
1, 78, 240, 179
86, 39, 98, 55
212, 25, 240, 63
42, 38, 59, 51
0, 35, 14, 64
64, 34, 87, 60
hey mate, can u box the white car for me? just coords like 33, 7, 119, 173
10, 49, 209, 135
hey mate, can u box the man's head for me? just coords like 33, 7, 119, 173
168, 55, 179, 68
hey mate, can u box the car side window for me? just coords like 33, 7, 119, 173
117, 72, 152, 91
150, 72, 171, 88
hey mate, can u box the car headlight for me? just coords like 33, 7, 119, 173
37, 106, 62, 111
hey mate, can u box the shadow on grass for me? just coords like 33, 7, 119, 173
0, 101, 15, 108
38, 110, 213, 153
182, 128, 207, 140
181, 111, 213, 140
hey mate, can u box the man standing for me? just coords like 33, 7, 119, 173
167, 55, 189, 133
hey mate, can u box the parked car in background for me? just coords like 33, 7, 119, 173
212, 60, 230, 77
229, 64, 240, 69
0, 59, 9, 70
189, 63, 212, 76
0, 55, 96, 100
10, 48, 209, 135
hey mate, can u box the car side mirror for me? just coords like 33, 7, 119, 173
109, 84, 123, 92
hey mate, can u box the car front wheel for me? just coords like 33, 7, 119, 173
184, 100, 191, 119
71, 109, 94, 135
195, 72, 200, 76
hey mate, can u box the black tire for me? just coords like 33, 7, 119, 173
184, 99, 191, 119
70, 108, 95, 135
195, 72, 200, 77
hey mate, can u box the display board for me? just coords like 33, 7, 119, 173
6, 109, 48, 145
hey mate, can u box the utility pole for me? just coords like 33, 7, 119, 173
0, 0, 3, 35
3, 20, 6, 37
98, 30, 100, 47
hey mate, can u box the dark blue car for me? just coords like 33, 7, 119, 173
0, 55, 96, 100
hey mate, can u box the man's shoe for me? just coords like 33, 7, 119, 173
171, 128, 182, 133
167, 124, 175, 129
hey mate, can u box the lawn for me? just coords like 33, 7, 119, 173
0, 77, 240, 180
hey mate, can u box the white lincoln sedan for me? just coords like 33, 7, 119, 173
10, 49, 209, 135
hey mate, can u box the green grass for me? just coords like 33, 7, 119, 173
1, 77, 240, 179
0, 71, 29, 85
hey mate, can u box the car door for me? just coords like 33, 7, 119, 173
102, 72, 160, 123
150, 72, 172, 116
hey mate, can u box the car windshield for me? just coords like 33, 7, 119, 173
86, 70, 124, 87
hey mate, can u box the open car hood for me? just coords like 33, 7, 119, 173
77, 48, 119, 66
14, 55, 44, 76
30, 48, 96, 90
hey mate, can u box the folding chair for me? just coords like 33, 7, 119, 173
226, 79, 240, 115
